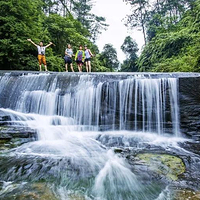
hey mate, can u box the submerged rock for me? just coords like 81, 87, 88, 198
0, 182, 58, 200
135, 153, 185, 181
174, 189, 200, 200
0, 126, 37, 150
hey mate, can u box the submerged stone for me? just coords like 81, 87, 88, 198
0, 182, 58, 200
136, 153, 185, 181
174, 189, 200, 200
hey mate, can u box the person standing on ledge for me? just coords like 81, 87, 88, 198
64, 44, 74, 72
84, 45, 93, 72
75, 45, 85, 72
27, 39, 53, 71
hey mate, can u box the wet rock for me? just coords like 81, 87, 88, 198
174, 189, 200, 200
68, 194, 86, 200
179, 141, 200, 156
0, 126, 36, 138
120, 150, 186, 183
114, 148, 123, 153
0, 112, 12, 126
0, 126, 37, 150
0, 182, 58, 200
0, 111, 11, 121
135, 153, 185, 181
179, 77, 200, 139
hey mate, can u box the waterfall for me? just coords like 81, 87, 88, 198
0, 73, 180, 135
0, 72, 182, 200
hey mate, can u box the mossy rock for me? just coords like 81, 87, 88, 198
0, 126, 6, 131
174, 189, 200, 200
0, 182, 58, 200
114, 148, 123, 153
0, 138, 11, 144
0, 138, 24, 151
136, 153, 185, 181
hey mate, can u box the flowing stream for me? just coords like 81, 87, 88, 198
0, 72, 187, 200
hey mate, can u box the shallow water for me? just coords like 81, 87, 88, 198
0, 109, 189, 200
0, 73, 195, 199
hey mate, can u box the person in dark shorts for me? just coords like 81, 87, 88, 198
84, 45, 94, 72
75, 45, 85, 72
64, 44, 74, 72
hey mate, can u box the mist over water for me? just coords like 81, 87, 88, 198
0, 73, 184, 199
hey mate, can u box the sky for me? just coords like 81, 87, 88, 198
92, 0, 145, 63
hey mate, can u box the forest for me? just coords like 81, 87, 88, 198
0, 0, 200, 72
0, 0, 119, 72
123, 0, 200, 72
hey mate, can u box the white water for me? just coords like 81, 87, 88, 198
0, 73, 183, 199
0, 73, 180, 135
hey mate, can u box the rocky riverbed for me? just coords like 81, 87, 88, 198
1, 114, 200, 199
0, 111, 37, 150
1, 71, 200, 199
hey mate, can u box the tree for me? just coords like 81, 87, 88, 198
42, 0, 59, 15
124, 0, 195, 44
72, 0, 92, 28
121, 36, 139, 58
89, 15, 108, 42
120, 36, 139, 72
44, 14, 90, 55
0, 0, 44, 70
0, 0, 105, 72
99, 44, 119, 71
137, 0, 200, 72
146, 0, 196, 41
124, 0, 150, 44
72, 0, 108, 42
41, 0, 108, 42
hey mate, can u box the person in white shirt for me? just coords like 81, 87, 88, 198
64, 44, 74, 72
84, 45, 94, 72
27, 39, 53, 71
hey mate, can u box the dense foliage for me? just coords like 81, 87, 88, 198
120, 36, 139, 72
99, 44, 119, 71
2, 0, 200, 72
124, 0, 200, 72
0, 0, 110, 71
137, 0, 200, 72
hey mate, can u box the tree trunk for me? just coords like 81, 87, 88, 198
141, 21, 147, 45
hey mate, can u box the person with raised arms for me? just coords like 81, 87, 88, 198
27, 39, 53, 71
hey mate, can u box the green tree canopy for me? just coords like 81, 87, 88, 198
0, 0, 109, 72
99, 44, 119, 71
121, 36, 139, 59
137, 0, 200, 72
124, 0, 150, 44
120, 36, 139, 72
0, 0, 44, 70
72, 0, 108, 42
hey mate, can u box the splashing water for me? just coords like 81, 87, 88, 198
0, 73, 183, 199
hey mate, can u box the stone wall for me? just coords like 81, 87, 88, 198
179, 77, 200, 139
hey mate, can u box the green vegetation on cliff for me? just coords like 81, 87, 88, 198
123, 0, 200, 72
137, 0, 200, 72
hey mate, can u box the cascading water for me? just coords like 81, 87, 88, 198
0, 72, 184, 200
0, 73, 180, 134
